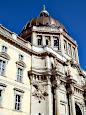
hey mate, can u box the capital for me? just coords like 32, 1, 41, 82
66, 83, 74, 95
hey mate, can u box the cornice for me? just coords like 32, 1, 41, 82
16, 60, 26, 68
0, 52, 10, 60
62, 32, 77, 47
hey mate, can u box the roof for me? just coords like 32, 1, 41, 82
20, 6, 67, 38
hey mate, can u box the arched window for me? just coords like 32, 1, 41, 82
75, 103, 82, 115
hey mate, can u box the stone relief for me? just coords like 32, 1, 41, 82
31, 80, 48, 100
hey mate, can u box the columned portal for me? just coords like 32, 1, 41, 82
75, 104, 82, 115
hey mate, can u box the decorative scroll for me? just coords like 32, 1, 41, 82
31, 81, 48, 100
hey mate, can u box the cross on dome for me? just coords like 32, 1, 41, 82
40, 5, 49, 17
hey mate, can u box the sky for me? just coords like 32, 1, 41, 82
0, 0, 86, 70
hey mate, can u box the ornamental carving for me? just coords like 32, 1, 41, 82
66, 83, 75, 94
0, 52, 10, 60
31, 80, 48, 100
16, 60, 26, 68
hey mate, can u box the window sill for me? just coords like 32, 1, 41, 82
0, 105, 3, 108
0, 74, 6, 77
13, 109, 22, 112
15, 80, 24, 84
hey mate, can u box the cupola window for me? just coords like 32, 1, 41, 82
54, 37, 59, 50
64, 40, 67, 53
72, 47, 76, 59
45, 36, 50, 46
68, 43, 71, 56
46, 39, 48, 46
37, 35, 42, 46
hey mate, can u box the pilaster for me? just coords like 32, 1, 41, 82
66, 74, 76, 115
47, 76, 53, 115
83, 79, 86, 114
55, 76, 61, 115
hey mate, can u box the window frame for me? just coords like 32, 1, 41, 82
0, 59, 6, 76
2, 45, 7, 53
67, 42, 71, 56
72, 46, 76, 59
0, 84, 6, 107
16, 66, 23, 83
14, 90, 23, 111
37, 35, 42, 46
19, 54, 24, 61
45, 36, 50, 46
53, 37, 59, 50
64, 39, 67, 54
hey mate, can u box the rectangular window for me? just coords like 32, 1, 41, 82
68, 43, 71, 56
17, 68, 23, 82
46, 39, 48, 46
64, 40, 67, 53
72, 47, 76, 59
0, 60, 6, 76
15, 94, 21, 111
0, 89, 2, 106
37, 35, 42, 46
54, 37, 59, 49
19, 54, 24, 61
2, 46, 7, 53
45, 36, 50, 46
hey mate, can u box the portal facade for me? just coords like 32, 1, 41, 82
0, 6, 86, 115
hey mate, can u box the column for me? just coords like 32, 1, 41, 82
56, 77, 60, 115
68, 85, 76, 115
82, 82, 86, 115
84, 91, 86, 114
70, 93, 76, 115
56, 86, 60, 115
46, 56, 51, 69
47, 76, 53, 115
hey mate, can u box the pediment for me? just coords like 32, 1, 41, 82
16, 60, 26, 68
0, 52, 10, 60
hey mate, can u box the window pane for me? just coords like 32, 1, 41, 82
19, 54, 24, 61
64, 40, 67, 53
17, 68, 23, 82
37, 35, 42, 46
54, 37, 59, 49
72, 47, 76, 59
68, 43, 71, 56
15, 94, 21, 111
0, 60, 6, 76
46, 39, 48, 45
45, 36, 50, 46
0, 90, 2, 105
2, 46, 7, 53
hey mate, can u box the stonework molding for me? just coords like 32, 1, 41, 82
31, 76, 48, 100
0, 52, 10, 60
16, 60, 26, 68
66, 83, 75, 94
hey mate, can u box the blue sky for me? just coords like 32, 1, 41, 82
0, 0, 86, 70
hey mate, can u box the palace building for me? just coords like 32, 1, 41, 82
0, 6, 86, 115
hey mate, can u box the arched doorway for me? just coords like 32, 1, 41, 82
75, 103, 82, 115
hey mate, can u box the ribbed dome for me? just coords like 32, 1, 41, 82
23, 6, 66, 30
20, 6, 67, 39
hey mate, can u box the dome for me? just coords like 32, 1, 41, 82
24, 6, 66, 29
20, 6, 67, 38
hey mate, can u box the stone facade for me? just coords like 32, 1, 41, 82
0, 7, 86, 115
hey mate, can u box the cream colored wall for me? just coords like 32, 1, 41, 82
0, 38, 31, 115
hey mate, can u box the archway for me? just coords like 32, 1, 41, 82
75, 103, 82, 115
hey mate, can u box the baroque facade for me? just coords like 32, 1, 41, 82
0, 6, 86, 115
